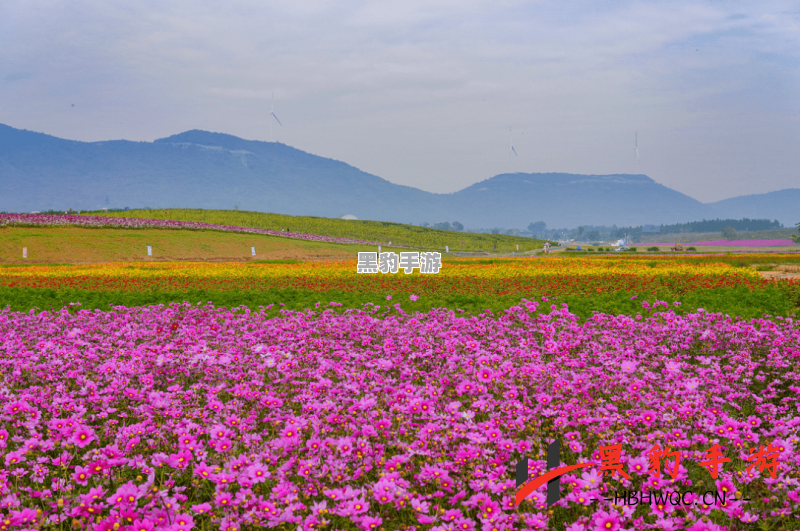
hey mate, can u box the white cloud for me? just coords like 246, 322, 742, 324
1, 0, 798, 202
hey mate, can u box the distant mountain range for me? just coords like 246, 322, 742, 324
1, 124, 797, 228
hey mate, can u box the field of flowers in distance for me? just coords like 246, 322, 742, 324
1, 220, 800, 530
1, 255, 799, 318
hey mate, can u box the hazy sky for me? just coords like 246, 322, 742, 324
2, 0, 798, 202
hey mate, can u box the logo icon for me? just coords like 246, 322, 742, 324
515, 440, 594, 507
515, 439, 775, 508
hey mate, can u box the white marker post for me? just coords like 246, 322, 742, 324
22, 247, 27, 258
446, 245, 449, 253
251, 247, 256, 256
516, 244, 519, 251
147, 246, 152, 256
378, 245, 381, 254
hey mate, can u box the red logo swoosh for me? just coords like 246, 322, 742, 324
515, 463, 596, 507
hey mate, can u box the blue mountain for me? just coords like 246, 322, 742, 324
1, 124, 795, 227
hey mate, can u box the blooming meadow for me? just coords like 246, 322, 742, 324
3, 256, 798, 318
0, 299, 799, 531
0, 258, 773, 296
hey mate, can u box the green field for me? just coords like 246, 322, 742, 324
82, 208, 550, 252
2, 283, 798, 321
0, 226, 416, 264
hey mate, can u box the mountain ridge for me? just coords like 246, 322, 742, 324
1, 124, 796, 227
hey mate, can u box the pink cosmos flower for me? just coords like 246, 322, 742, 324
478, 500, 500, 521
129, 519, 155, 531
687, 520, 724, 531
592, 510, 621, 531
125, 436, 141, 453
215, 438, 233, 452
357, 515, 383, 530
246, 463, 269, 483
524, 512, 549, 529
194, 462, 215, 481
456, 380, 476, 395
71, 426, 96, 448
191, 502, 212, 514
4, 450, 26, 467
219, 518, 240, 531
167, 450, 193, 469
210, 425, 234, 440
346, 497, 369, 515
416, 514, 436, 525
476, 367, 494, 383
214, 472, 236, 486
72, 465, 90, 486
177, 435, 196, 450
215, 491, 233, 507
107, 482, 139, 506
639, 410, 657, 426
173, 513, 194, 531
10, 508, 39, 527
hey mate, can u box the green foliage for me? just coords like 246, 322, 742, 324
794, 222, 800, 244
1, 284, 796, 321
686, 246, 697, 251
647, 246, 659, 252
82, 209, 550, 253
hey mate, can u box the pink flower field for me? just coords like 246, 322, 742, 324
1, 300, 799, 530
634, 240, 797, 248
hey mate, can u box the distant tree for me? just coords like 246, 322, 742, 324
721, 226, 736, 238
452, 221, 464, 231
421, 222, 430, 227
577, 226, 585, 239
433, 222, 452, 231
491, 228, 501, 234
793, 222, 800, 244
528, 221, 547, 235
586, 230, 601, 241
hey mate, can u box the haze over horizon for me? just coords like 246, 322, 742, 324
2, 0, 799, 202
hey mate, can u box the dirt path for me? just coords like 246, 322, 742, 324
758, 265, 800, 280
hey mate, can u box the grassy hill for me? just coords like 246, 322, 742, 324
0, 226, 411, 264
83, 209, 550, 253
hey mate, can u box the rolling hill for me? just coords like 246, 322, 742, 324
708, 189, 800, 228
